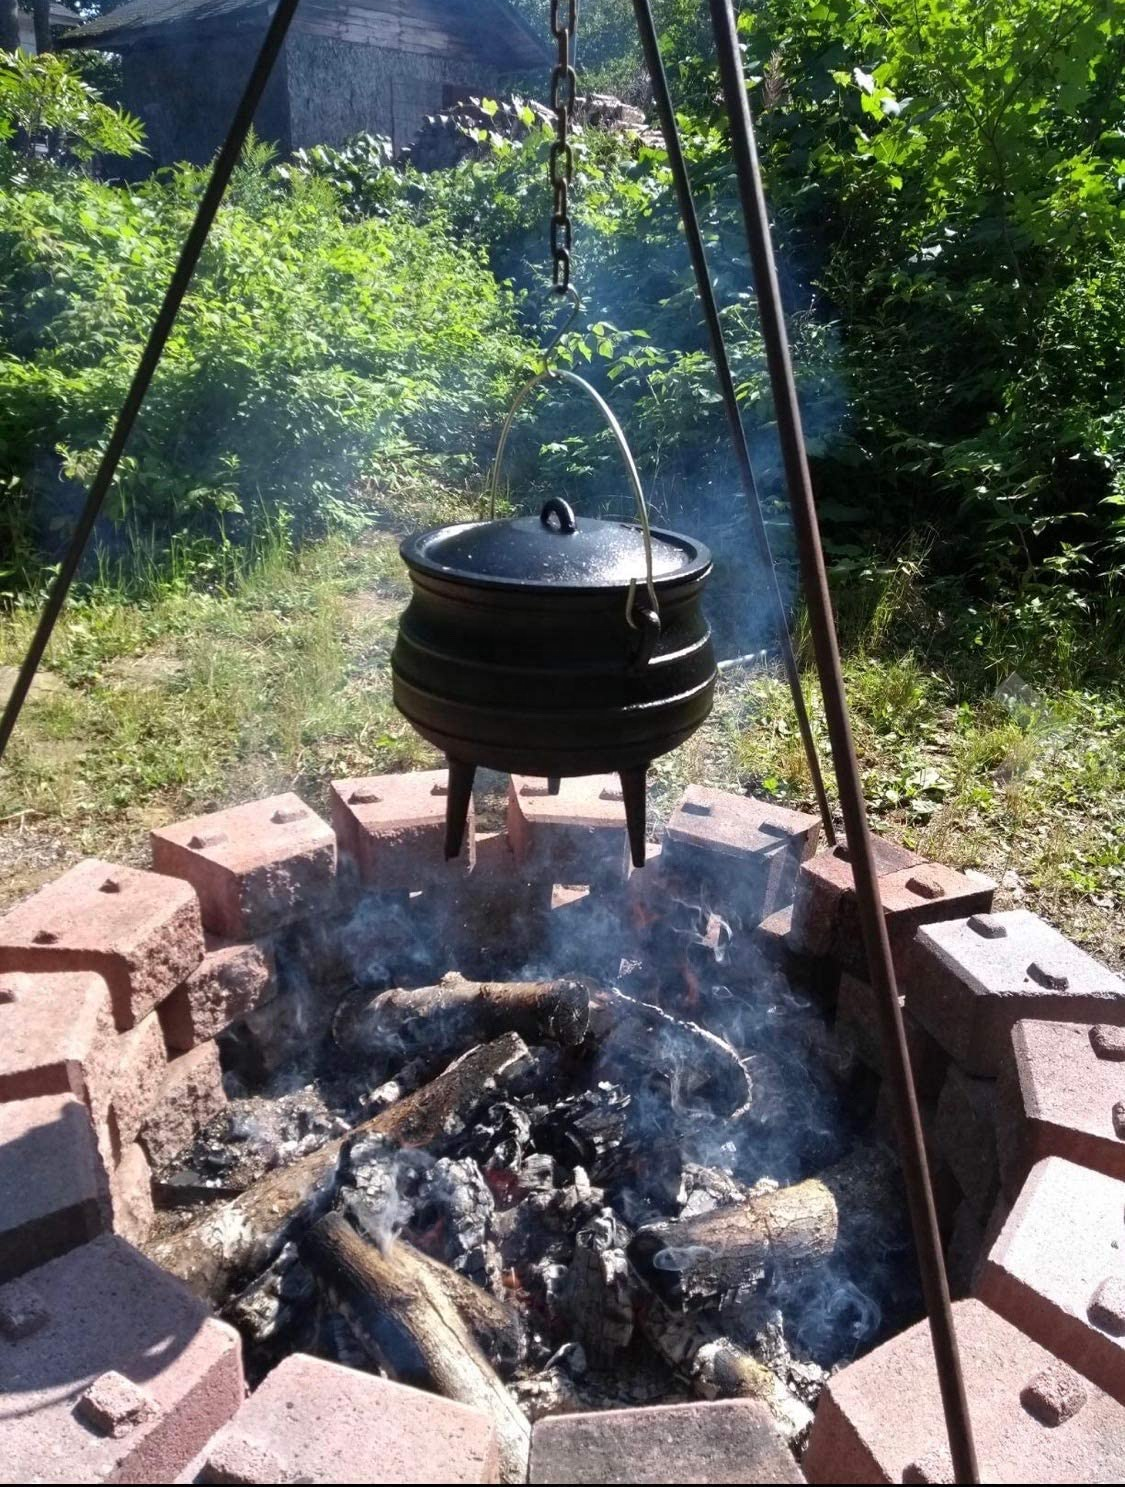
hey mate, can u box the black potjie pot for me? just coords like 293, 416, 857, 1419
391, 495, 716, 867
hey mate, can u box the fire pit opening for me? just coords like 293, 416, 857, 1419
137, 772, 932, 1476
8, 765, 1125, 1482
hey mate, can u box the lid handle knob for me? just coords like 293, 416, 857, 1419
540, 496, 577, 534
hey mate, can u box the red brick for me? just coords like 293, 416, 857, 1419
0, 1234, 243, 1482
76, 1369, 161, 1438
0, 967, 113, 1104
998, 1019, 1125, 1197
160, 937, 276, 1053
873, 1089, 961, 1239
789, 837, 921, 958
803, 1297, 1125, 1484
907, 910, 1125, 1076
663, 785, 821, 922
151, 793, 336, 939
138, 1040, 227, 1169
944, 1198, 985, 1300
0, 859, 204, 1030
508, 774, 629, 885
530, 1399, 802, 1484
198, 1351, 499, 1484
101, 1010, 168, 1152
0, 1093, 105, 1281
806, 857, 994, 980
835, 971, 948, 1098
330, 768, 475, 890
109, 1142, 155, 1245
934, 1064, 999, 1221
977, 1156, 1125, 1405
623, 841, 665, 924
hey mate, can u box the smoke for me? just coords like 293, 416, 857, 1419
652, 1243, 716, 1273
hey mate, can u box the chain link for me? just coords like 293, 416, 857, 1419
549, 0, 578, 293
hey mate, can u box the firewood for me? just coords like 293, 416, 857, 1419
630, 1176, 838, 1303
629, 1142, 898, 1306
302, 1213, 531, 1484
594, 985, 752, 1118
636, 1286, 812, 1442
334, 972, 591, 1069
407, 1243, 526, 1372
146, 1033, 531, 1302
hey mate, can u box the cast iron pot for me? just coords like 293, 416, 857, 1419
391, 494, 716, 867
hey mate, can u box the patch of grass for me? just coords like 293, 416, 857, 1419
2, 519, 1122, 973
0, 527, 433, 869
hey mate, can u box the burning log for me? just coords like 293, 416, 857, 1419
408, 1243, 526, 1373
302, 1212, 531, 1484
146, 1033, 531, 1301
629, 1142, 899, 1307
595, 985, 752, 1118
334, 972, 591, 1069
629, 1176, 838, 1305
637, 1287, 812, 1442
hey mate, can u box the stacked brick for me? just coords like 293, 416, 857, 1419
0, 860, 206, 1261
0, 1236, 244, 1483
797, 878, 1125, 1477
4, 766, 1125, 1481
0, 794, 336, 1265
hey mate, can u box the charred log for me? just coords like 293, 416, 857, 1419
636, 1286, 812, 1442
301, 1212, 531, 1483
630, 1177, 837, 1305
334, 972, 591, 1070
629, 1143, 898, 1307
408, 1242, 526, 1372
595, 985, 752, 1118
146, 1034, 530, 1301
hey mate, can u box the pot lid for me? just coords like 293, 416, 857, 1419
402, 499, 711, 591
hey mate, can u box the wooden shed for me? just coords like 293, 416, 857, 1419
58, 0, 548, 165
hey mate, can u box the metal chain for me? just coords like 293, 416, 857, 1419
549, 0, 578, 293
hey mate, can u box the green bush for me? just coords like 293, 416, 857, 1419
0, 56, 529, 590
484, 1, 1125, 649
734, 0, 1125, 618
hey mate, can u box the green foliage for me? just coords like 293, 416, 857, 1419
275, 133, 403, 220
0, 46, 144, 169
0, 60, 529, 591
736, 0, 1125, 617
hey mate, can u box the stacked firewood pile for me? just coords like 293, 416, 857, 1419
146, 933, 914, 1481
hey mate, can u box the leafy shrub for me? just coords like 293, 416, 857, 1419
735, 0, 1125, 616
489, 1, 1125, 646
0, 60, 529, 589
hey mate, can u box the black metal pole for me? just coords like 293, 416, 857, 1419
0, 0, 305, 767
629, 0, 835, 846
705, 1, 980, 1479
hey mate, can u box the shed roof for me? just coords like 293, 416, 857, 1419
58, 0, 549, 70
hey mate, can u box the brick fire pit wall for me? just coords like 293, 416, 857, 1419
2, 772, 1125, 1482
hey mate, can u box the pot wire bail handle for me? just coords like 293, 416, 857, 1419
486, 358, 662, 667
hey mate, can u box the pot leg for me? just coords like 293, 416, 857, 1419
444, 757, 477, 860
547, 777, 561, 796
618, 765, 648, 869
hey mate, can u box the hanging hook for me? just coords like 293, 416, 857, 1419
539, 283, 582, 372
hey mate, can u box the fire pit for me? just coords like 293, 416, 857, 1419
2, 769, 1125, 1484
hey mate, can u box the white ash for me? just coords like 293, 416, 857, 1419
559, 1217, 636, 1363
416, 1157, 496, 1259
225, 1242, 314, 1345
677, 1163, 752, 1221
340, 1132, 428, 1251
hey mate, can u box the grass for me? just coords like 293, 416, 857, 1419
0, 526, 436, 902
1, 520, 1123, 971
